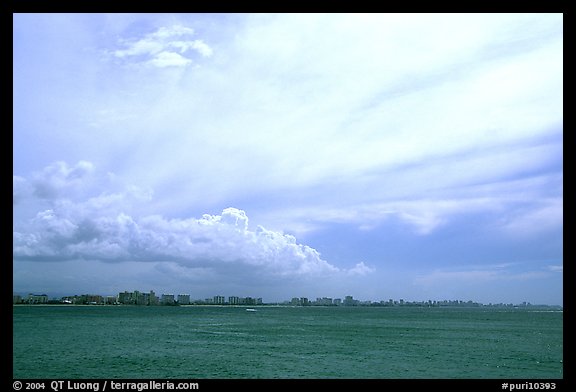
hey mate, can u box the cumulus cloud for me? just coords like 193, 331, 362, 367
14, 161, 374, 281
13, 206, 340, 277
347, 262, 375, 276
31, 160, 94, 200
112, 25, 212, 68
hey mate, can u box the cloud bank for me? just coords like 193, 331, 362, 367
13, 162, 370, 284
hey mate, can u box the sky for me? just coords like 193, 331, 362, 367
13, 13, 563, 305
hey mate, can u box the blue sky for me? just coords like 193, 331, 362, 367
13, 13, 563, 304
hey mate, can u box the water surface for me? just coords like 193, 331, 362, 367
13, 305, 563, 379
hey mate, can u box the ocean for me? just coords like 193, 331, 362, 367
12, 305, 563, 379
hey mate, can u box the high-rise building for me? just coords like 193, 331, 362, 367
161, 294, 175, 305
118, 291, 132, 304
149, 291, 158, 306
118, 290, 158, 305
178, 294, 190, 305
343, 295, 357, 306
228, 296, 239, 305
134, 291, 146, 305
213, 295, 225, 305
84, 294, 103, 304
316, 297, 333, 306
26, 294, 48, 304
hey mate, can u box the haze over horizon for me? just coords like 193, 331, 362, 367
13, 13, 563, 305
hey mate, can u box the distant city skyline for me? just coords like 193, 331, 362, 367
12, 288, 561, 307
13, 14, 563, 306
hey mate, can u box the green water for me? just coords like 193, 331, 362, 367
12, 305, 563, 379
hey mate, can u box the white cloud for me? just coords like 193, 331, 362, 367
112, 25, 212, 68
114, 39, 163, 58
347, 262, 375, 276
251, 153, 562, 238
189, 40, 213, 57
219, 207, 249, 230
397, 211, 446, 236
166, 39, 213, 57
14, 161, 377, 286
150, 25, 196, 39
13, 206, 340, 277
147, 51, 192, 68
259, 197, 502, 237
74, 14, 562, 224
499, 198, 563, 238
547, 265, 563, 273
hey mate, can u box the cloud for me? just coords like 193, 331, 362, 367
62, 14, 561, 226
112, 25, 212, 67
408, 262, 563, 305
414, 264, 558, 286
414, 269, 500, 285
253, 159, 562, 239
187, 39, 213, 57
30, 161, 94, 200
13, 176, 31, 204
347, 262, 375, 276
547, 265, 563, 273
13, 206, 338, 276
397, 211, 446, 236
258, 197, 504, 237
499, 198, 563, 238
147, 51, 192, 68
14, 161, 377, 282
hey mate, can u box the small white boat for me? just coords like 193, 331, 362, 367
245, 308, 257, 312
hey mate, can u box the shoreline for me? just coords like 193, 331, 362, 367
12, 303, 563, 310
